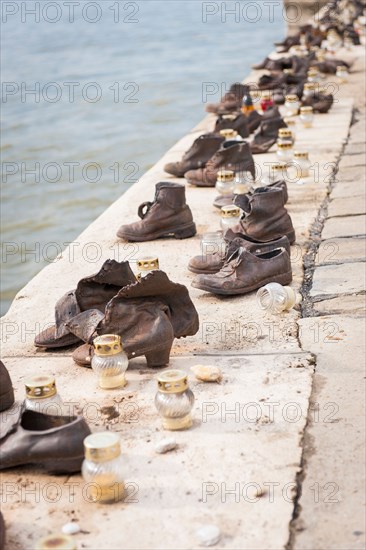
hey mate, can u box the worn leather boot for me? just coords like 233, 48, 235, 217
192, 246, 292, 296
213, 179, 288, 210
117, 182, 196, 241
164, 133, 224, 177
0, 406, 91, 474
235, 187, 296, 244
302, 92, 334, 113
250, 117, 287, 154
0, 362, 14, 413
71, 270, 199, 368
205, 83, 248, 115
214, 112, 249, 139
185, 141, 256, 187
188, 232, 290, 274
35, 260, 136, 349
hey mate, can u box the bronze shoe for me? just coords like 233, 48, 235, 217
192, 246, 292, 296
0, 406, 91, 474
117, 182, 196, 241
164, 133, 224, 177
35, 260, 136, 349
188, 234, 290, 275
0, 361, 14, 413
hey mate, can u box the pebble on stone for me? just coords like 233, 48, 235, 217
191, 365, 222, 383
196, 524, 221, 547
62, 522, 81, 535
155, 437, 177, 454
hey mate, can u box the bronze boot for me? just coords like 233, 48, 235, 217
35, 260, 136, 349
250, 117, 287, 154
71, 270, 199, 368
192, 246, 292, 296
235, 187, 296, 244
117, 182, 196, 241
214, 112, 249, 139
0, 407, 91, 474
164, 133, 224, 177
205, 83, 248, 114
0, 362, 14, 413
188, 233, 290, 274
185, 141, 256, 187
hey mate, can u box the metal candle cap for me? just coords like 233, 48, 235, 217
277, 141, 293, 149
35, 535, 77, 550
278, 128, 293, 139
221, 205, 241, 218
217, 169, 235, 182
137, 256, 159, 272
294, 151, 309, 159
307, 68, 319, 76
157, 369, 189, 393
25, 375, 57, 400
300, 106, 313, 113
271, 162, 287, 172
283, 69, 294, 75
285, 94, 299, 102
284, 117, 296, 126
84, 432, 121, 462
219, 129, 238, 139
304, 82, 316, 91
93, 334, 123, 357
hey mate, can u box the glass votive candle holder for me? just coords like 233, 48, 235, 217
336, 65, 349, 83
299, 106, 314, 128
283, 117, 297, 140
24, 374, 64, 416
155, 369, 195, 430
220, 205, 241, 231
257, 283, 302, 314
276, 141, 293, 162
284, 94, 300, 117
82, 432, 125, 504
278, 128, 295, 146
292, 151, 311, 180
215, 169, 235, 196
201, 231, 225, 258
91, 334, 129, 390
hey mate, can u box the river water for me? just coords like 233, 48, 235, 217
1, 0, 286, 315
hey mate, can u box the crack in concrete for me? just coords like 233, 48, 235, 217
285, 108, 358, 550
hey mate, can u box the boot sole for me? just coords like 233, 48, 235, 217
192, 270, 293, 296
188, 265, 221, 275
117, 222, 196, 242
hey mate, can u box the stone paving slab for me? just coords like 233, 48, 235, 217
331, 175, 365, 198
294, 316, 366, 550
327, 196, 366, 218
310, 262, 366, 297
1, 352, 314, 550
312, 294, 365, 315
316, 237, 366, 264
337, 153, 366, 168
322, 215, 366, 239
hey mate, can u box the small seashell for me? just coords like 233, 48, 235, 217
191, 365, 222, 383
196, 524, 221, 547
155, 437, 177, 454
61, 522, 80, 535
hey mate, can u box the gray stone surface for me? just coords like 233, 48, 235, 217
322, 215, 366, 239
310, 262, 366, 297
313, 294, 365, 315
327, 196, 366, 218
294, 316, 366, 550
316, 237, 366, 264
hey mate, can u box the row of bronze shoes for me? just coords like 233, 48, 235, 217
34, 2, 363, 366
0, 6, 363, 545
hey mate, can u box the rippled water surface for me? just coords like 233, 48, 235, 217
1, 0, 285, 315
